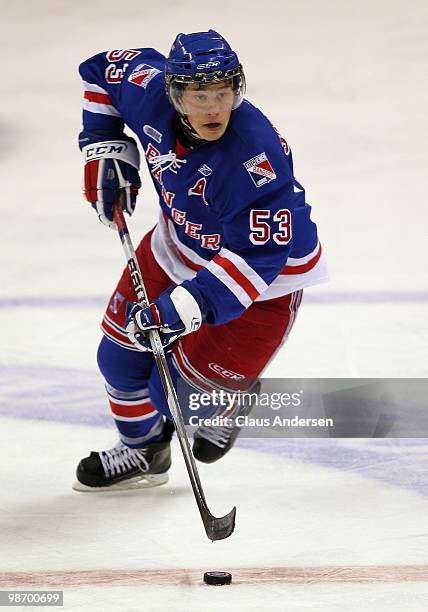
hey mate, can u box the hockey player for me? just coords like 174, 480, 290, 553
74, 30, 328, 491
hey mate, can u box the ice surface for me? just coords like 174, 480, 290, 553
1, 0, 427, 609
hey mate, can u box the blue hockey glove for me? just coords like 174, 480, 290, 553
125, 285, 206, 352
82, 139, 141, 229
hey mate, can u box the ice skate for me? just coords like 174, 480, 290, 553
73, 420, 174, 492
192, 381, 261, 464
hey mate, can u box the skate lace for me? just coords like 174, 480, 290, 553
100, 442, 150, 477
195, 387, 260, 449
196, 423, 235, 449
148, 150, 187, 174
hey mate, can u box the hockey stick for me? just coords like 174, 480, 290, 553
112, 196, 236, 541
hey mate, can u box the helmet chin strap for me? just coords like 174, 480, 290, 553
173, 113, 206, 148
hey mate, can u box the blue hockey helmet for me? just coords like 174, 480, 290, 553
165, 30, 246, 113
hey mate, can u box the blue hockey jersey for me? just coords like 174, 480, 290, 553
79, 48, 328, 325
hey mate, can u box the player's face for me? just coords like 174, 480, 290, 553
181, 82, 234, 141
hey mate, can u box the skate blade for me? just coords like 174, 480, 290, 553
72, 472, 169, 493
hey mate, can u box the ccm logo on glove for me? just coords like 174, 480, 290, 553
82, 139, 141, 230
85, 143, 129, 159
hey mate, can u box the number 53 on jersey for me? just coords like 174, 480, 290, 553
249, 209, 292, 245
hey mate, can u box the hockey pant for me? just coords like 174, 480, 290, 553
98, 228, 303, 448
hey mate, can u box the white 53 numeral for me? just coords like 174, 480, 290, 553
249, 209, 292, 245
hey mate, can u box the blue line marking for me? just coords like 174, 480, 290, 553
238, 438, 428, 499
1, 290, 428, 309
1, 363, 427, 498
0, 363, 110, 427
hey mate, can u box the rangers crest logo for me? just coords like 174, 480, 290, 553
128, 63, 161, 88
243, 152, 277, 187
109, 291, 125, 314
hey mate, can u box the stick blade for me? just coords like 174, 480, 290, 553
204, 506, 236, 541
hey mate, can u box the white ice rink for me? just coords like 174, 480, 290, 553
1, 1, 428, 610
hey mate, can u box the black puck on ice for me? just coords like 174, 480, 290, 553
203, 571, 232, 586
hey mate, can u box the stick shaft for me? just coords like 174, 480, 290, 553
113, 203, 236, 541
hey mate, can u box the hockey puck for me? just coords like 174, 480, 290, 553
203, 571, 232, 586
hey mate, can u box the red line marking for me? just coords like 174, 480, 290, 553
1, 566, 427, 588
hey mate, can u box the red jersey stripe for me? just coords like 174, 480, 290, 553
177, 248, 203, 272
281, 243, 322, 275
161, 212, 322, 281
160, 217, 205, 271
84, 91, 113, 105
213, 255, 260, 301
102, 319, 134, 346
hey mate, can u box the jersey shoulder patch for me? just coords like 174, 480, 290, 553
243, 152, 277, 188
128, 63, 162, 88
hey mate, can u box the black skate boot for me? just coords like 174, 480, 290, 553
73, 419, 174, 492
192, 381, 261, 464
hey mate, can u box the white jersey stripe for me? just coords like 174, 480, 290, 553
151, 216, 329, 300
257, 252, 329, 300
286, 241, 320, 267
166, 216, 209, 267
101, 327, 140, 351
206, 261, 253, 308
83, 99, 121, 118
82, 80, 109, 95
218, 247, 268, 295
103, 314, 128, 337
151, 219, 196, 284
